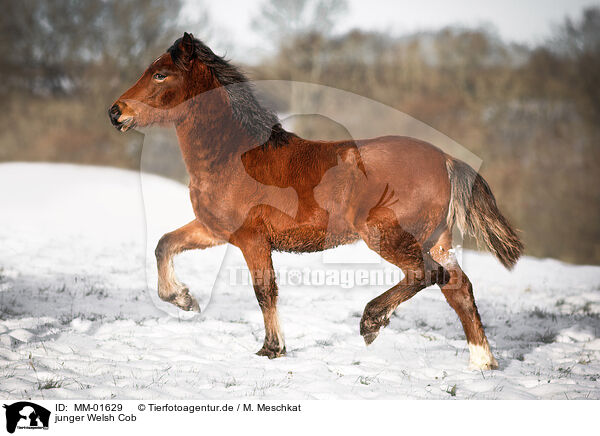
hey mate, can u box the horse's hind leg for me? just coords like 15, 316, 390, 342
358, 209, 448, 344
359, 262, 431, 345
429, 230, 498, 370
155, 220, 218, 311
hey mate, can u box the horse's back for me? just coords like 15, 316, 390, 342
357, 135, 448, 173
351, 136, 452, 241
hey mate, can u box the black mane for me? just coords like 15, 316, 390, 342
168, 37, 294, 146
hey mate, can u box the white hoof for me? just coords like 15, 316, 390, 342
468, 343, 498, 370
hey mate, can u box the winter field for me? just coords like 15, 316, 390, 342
0, 162, 599, 400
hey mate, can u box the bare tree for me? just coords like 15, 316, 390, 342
556, 7, 600, 126
252, 0, 347, 44
0, 0, 189, 97
252, 0, 348, 113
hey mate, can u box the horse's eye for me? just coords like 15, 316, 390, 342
153, 73, 167, 82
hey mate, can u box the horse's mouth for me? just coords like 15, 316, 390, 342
108, 104, 136, 132
111, 116, 136, 132
117, 118, 136, 132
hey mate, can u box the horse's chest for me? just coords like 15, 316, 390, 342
188, 182, 238, 235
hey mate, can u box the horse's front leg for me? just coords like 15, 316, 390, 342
231, 228, 285, 358
155, 220, 219, 312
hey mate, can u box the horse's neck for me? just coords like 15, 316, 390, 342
174, 108, 250, 183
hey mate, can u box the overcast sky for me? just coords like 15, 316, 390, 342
182, 0, 600, 63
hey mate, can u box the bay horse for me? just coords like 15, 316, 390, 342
109, 32, 522, 370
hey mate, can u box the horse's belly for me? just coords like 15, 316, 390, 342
271, 225, 360, 253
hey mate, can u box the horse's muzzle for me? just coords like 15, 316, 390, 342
108, 103, 134, 132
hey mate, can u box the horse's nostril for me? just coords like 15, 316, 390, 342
109, 104, 121, 121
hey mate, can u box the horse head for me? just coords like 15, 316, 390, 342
109, 32, 223, 132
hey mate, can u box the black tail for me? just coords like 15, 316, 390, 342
446, 157, 523, 269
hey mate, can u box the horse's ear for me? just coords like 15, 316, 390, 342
178, 32, 196, 66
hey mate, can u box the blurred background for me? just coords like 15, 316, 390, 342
0, 0, 598, 264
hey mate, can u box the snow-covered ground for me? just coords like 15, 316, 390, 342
0, 162, 599, 400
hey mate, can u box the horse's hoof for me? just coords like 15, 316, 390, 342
361, 331, 379, 346
467, 344, 499, 370
468, 360, 499, 371
186, 293, 201, 312
360, 305, 390, 345
187, 299, 201, 312
360, 318, 382, 345
174, 289, 201, 312
256, 345, 286, 359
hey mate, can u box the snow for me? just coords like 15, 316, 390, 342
0, 162, 599, 400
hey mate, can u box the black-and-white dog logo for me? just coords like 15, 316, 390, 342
3, 402, 50, 433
